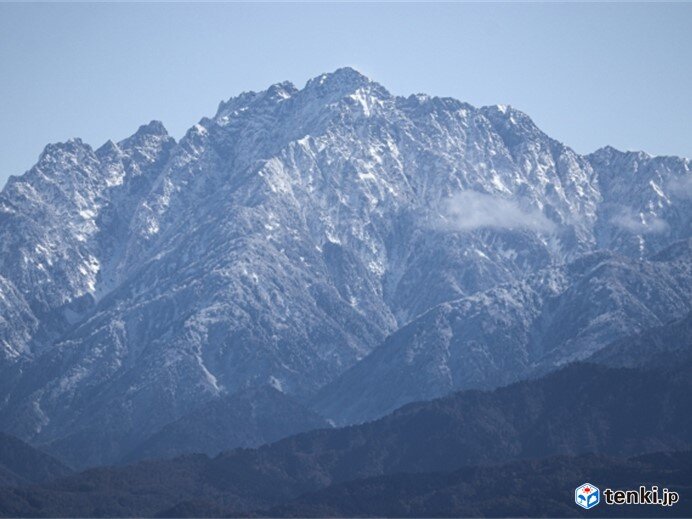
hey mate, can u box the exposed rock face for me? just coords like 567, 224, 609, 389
314, 245, 692, 424
0, 68, 689, 466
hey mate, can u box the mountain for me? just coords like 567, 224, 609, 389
259, 451, 692, 518
0, 433, 72, 487
592, 311, 692, 369
1, 359, 690, 517
589, 146, 692, 258
0, 67, 690, 468
314, 243, 692, 424
122, 386, 329, 463
0, 124, 175, 363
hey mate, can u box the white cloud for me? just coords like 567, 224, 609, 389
668, 175, 692, 199
610, 208, 668, 234
441, 191, 555, 233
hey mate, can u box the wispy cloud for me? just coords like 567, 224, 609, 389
610, 208, 668, 234
441, 191, 555, 233
668, 175, 692, 199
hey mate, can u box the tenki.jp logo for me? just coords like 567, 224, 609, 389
575, 482, 680, 509
575, 483, 600, 509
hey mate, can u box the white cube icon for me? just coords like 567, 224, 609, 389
575, 483, 600, 509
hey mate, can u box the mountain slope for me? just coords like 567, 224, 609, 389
0, 124, 175, 362
592, 312, 692, 369
258, 451, 692, 518
122, 386, 329, 463
314, 244, 692, 424
590, 146, 692, 258
0, 68, 690, 468
1, 360, 690, 517
0, 433, 72, 487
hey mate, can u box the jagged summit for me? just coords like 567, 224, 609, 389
589, 144, 652, 160
214, 67, 388, 122
133, 120, 169, 138
96, 139, 121, 157
304, 66, 376, 91
480, 103, 551, 144
266, 80, 299, 98
590, 145, 692, 163
37, 137, 91, 161
301, 67, 391, 106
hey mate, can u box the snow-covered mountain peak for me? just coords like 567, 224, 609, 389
96, 139, 121, 158
133, 120, 169, 138
1, 68, 690, 467
115, 122, 175, 168
36, 138, 93, 166
213, 68, 389, 129
590, 145, 656, 164
480, 103, 552, 145
304, 66, 377, 92
266, 80, 299, 99
398, 93, 473, 117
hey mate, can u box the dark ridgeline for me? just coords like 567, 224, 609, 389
0, 433, 72, 487
1, 352, 691, 517
259, 451, 692, 518
123, 385, 330, 463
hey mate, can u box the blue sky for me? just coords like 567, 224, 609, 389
1, 2, 690, 187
